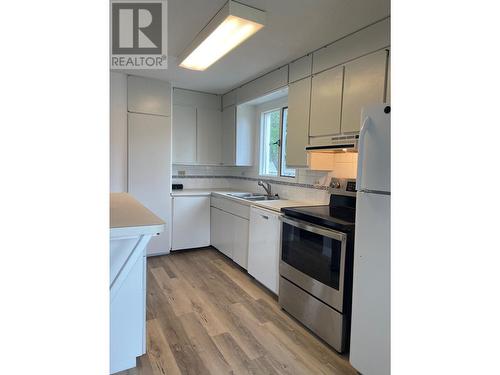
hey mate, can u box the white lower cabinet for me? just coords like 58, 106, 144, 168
210, 199, 249, 269
248, 207, 281, 294
171, 196, 210, 250
210, 206, 233, 259
210, 207, 223, 255
232, 215, 249, 269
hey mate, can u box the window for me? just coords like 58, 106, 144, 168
259, 107, 296, 177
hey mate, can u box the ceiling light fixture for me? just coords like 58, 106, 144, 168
178, 1, 266, 71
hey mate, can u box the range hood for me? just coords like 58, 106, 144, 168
305, 134, 359, 153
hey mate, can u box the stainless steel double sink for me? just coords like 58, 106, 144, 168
227, 193, 280, 201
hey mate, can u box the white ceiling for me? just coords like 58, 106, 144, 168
118, 0, 390, 94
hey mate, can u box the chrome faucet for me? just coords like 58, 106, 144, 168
258, 180, 272, 197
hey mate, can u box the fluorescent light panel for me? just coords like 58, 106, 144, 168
179, 1, 266, 71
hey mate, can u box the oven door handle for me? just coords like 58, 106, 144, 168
279, 216, 347, 242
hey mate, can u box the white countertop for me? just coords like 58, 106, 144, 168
110, 193, 166, 238
172, 189, 325, 213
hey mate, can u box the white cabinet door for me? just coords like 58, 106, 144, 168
236, 66, 288, 104
210, 207, 232, 258
222, 90, 236, 108
172, 104, 197, 163
312, 18, 390, 74
172, 196, 210, 250
128, 76, 171, 117
197, 108, 222, 165
341, 50, 388, 133
128, 112, 171, 255
219, 211, 234, 259
221, 105, 236, 165
232, 216, 249, 269
235, 105, 254, 166
289, 54, 312, 83
110, 252, 146, 373
210, 207, 223, 251
248, 207, 281, 294
309, 66, 344, 137
286, 77, 311, 167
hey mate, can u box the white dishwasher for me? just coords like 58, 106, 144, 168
248, 206, 281, 294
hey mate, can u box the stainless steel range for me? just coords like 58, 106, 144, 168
279, 178, 356, 353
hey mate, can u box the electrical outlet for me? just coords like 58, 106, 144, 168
178, 170, 186, 176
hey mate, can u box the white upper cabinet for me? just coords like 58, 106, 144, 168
172, 88, 220, 109
236, 66, 288, 104
221, 105, 254, 166
235, 105, 254, 166
172, 88, 222, 165
172, 104, 197, 163
128, 76, 171, 117
197, 108, 222, 164
341, 49, 388, 133
312, 18, 390, 74
289, 54, 312, 83
222, 90, 236, 108
221, 106, 236, 165
309, 65, 344, 137
286, 77, 311, 167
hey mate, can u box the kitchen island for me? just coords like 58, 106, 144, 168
110, 193, 165, 374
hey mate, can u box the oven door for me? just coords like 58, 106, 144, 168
279, 216, 347, 312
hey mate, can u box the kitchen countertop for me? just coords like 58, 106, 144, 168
170, 188, 238, 196
110, 193, 165, 238
172, 189, 325, 213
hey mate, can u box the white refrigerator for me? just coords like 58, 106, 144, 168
350, 104, 391, 375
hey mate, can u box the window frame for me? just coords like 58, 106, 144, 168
258, 105, 296, 179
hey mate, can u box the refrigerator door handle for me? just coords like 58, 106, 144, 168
356, 116, 371, 191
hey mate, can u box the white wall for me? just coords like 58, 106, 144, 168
110, 72, 128, 192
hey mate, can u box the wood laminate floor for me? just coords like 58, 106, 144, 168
118, 247, 357, 375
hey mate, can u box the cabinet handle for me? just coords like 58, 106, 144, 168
261, 215, 269, 220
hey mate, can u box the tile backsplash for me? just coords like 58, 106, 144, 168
172, 157, 358, 203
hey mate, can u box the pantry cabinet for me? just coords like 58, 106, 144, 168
309, 65, 344, 137
341, 49, 388, 133
286, 77, 311, 167
172, 104, 197, 163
